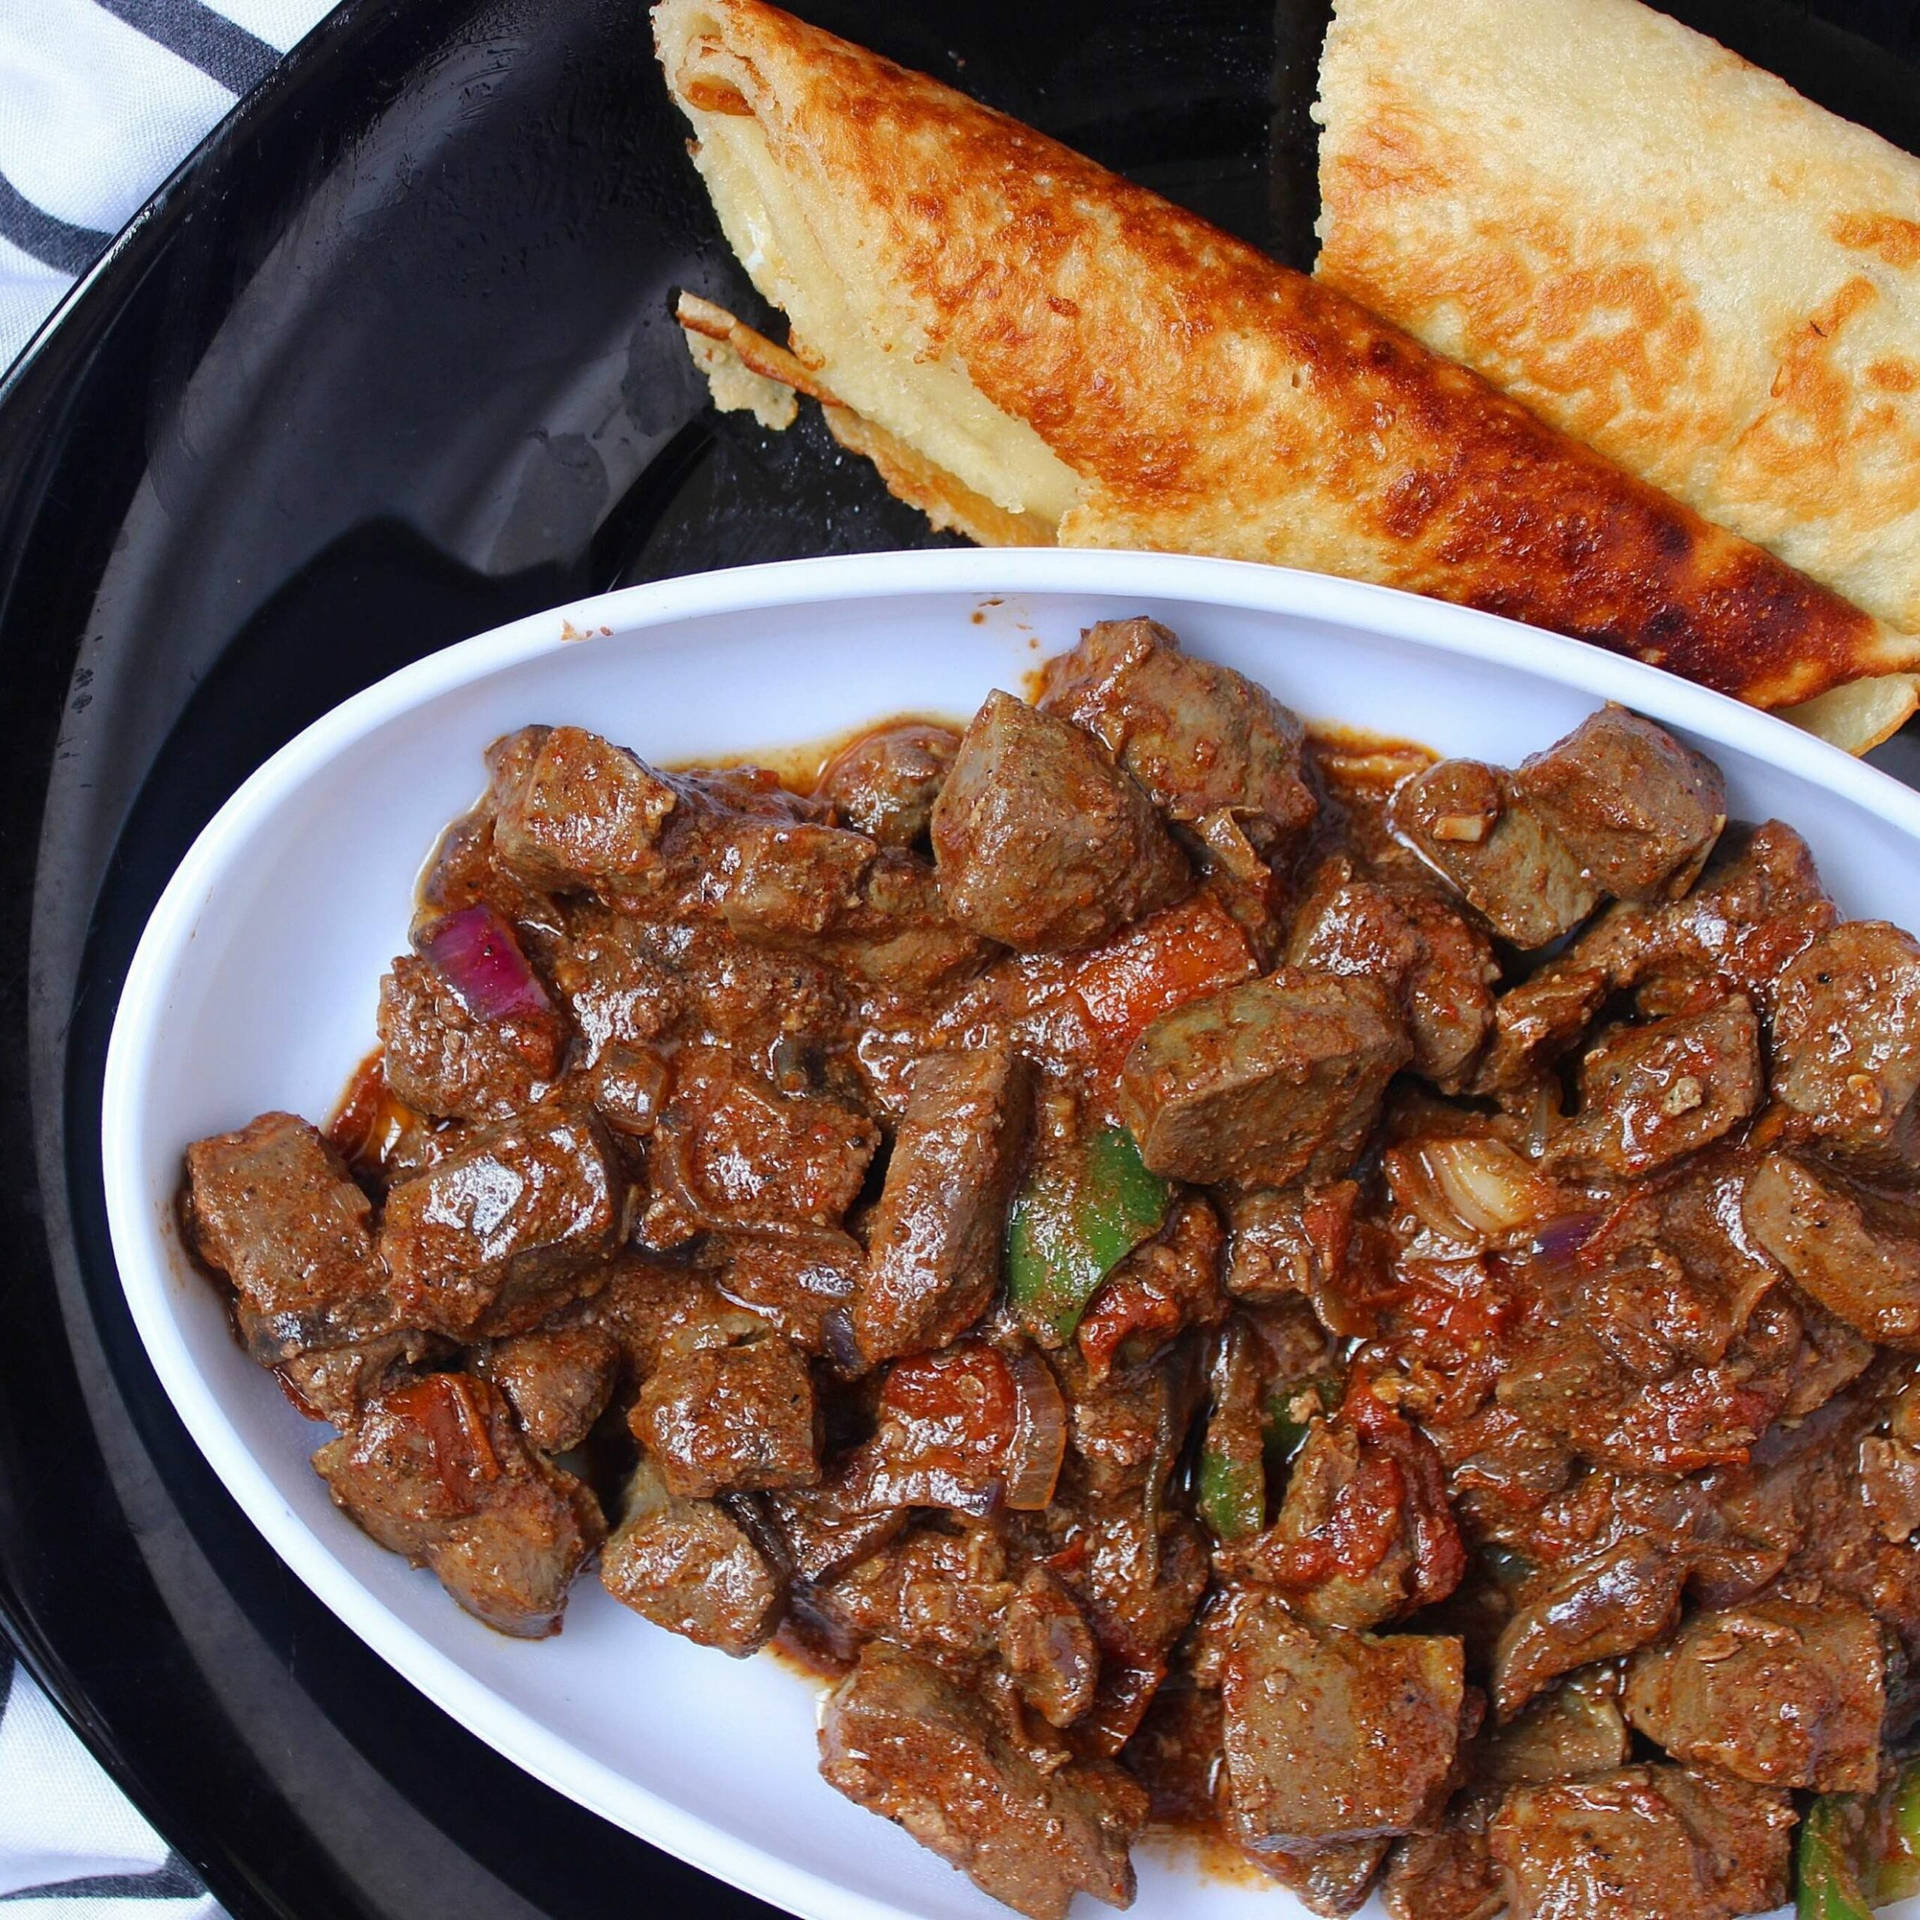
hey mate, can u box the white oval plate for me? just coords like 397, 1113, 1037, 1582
103, 548, 1920, 1920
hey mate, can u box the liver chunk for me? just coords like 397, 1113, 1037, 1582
857, 1042, 1034, 1362
381, 1105, 622, 1338
632, 1335, 820, 1497
184, 1111, 391, 1338
1119, 969, 1409, 1187
818, 1642, 1145, 1920
1771, 920, 1920, 1166
1744, 1152, 1920, 1347
313, 1372, 602, 1637
1288, 875, 1496, 1090
600, 1458, 785, 1657
1490, 1764, 1792, 1920
931, 690, 1189, 952
1391, 709, 1725, 950
492, 724, 681, 891
645, 1046, 878, 1240
1545, 996, 1761, 1178
818, 721, 959, 849
483, 1323, 621, 1454
1038, 617, 1318, 852
378, 952, 565, 1123
1391, 758, 1600, 949
1217, 1588, 1464, 1851
1623, 1596, 1886, 1791
1510, 706, 1725, 901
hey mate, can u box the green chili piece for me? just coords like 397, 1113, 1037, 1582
1006, 1125, 1169, 1344
1798, 1794, 1874, 1920
1875, 1758, 1920, 1901
1198, 1449, 1264, 1543
1262, 1373, 1341, 1480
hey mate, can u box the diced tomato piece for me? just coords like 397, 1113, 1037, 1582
1066, 893, 1257, 1083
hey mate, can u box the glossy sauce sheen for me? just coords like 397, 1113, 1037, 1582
179, 618, 1920, 1920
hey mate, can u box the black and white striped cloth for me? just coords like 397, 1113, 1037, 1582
0, 0, 331, 368
4, 3, 337, 1898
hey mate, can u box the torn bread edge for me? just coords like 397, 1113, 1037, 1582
677, 293, 1053, 546
678, 293, 1915, 752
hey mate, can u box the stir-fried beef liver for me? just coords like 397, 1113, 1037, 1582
181, 618, 1920, 1919
931, 689, 1190, 951
821, 1642, 1147, 1920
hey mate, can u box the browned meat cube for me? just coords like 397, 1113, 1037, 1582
1217, 1590, 1465, 1851
313, 1373, 602, 1637
1509, 706, 1726, 901
583, 1041, 670, 1137
1470, 962, 1609, 1095
704, 817, 876, 941
701, 1229, 860, 1358
599, 1459, 785, 1657
930, 690, 1189, 952
1119, 969, 1409, 1187
857, 1042, 1034, 1363
1492, 1534, 1689, 1721
546, 919, 682, 1060
492, 725, 680, 891
1771, 920, 1920, 1166
1038, 617, 1318, 853
632, 1335, 819, 1497
184, 1111, 391, 1338
1390, 759, 1600, 949
813, 1522, 1012, 1663
1287, 876, 1497, 1090
1744, 1151, 1920, 1346
1381, 1818, 1503, 1920
1545, 996, 1761, 1178
483, 1323, 621, 1454
377, 953, 565, 1123
1490, 1765, 1792, 1920
1623, 1596, 1885, 1791
816, 850, 994, 995
818, 1641, 1146, 1920
382, 1106, 622, 1338
276, 1328, 436, 1427
643, 1046, 878, 1243
1483, 1670, 1631, 1787
817, 721, 960, 849
999, 1567, 1100, 1729
1257, 1839, 1389, 1917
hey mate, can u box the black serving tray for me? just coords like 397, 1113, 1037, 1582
3, 1, 1918, 1914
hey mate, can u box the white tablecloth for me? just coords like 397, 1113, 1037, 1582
2, 7, 338, 1904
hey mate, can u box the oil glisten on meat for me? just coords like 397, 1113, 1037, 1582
182, 619, 1920, 1920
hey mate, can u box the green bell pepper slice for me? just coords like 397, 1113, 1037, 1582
1006, 1124, 1170, 1344
1873, 1757, 1920, 1903
1798, 1794, 1873, 1920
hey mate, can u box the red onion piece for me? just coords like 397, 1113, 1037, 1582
416, 903, 552, 1023
1005, 1345, 1068, 1512
1531, 1210, 1605, 1264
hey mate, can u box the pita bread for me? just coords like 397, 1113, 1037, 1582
655, 0, 1904, 719
1315, 0, 1920, 748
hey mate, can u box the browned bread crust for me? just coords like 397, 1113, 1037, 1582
658, 0, 1905, 711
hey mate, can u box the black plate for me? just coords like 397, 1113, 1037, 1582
3, 2, 1919, 1915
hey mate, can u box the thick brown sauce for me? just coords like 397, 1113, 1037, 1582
328, 704, 1445, 1887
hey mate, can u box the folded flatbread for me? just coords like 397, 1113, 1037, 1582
1315, 0, 1920, 748
654, 0, 1913, 728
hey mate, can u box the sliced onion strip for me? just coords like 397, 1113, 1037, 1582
1005, 1345, 1068, 1511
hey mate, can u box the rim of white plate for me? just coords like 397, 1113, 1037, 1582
101, 546, 1920, 1920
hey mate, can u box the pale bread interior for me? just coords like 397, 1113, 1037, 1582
658, 0, 1079, 533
